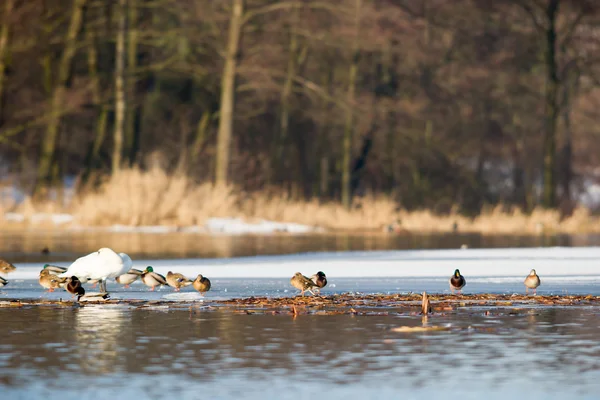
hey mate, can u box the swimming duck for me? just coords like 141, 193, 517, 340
0, 259, 16, 274
115, 268, 144, 288
311, 271, 327, 293
450, 269, 466, 294
0, 276, 7, 288
141, 266, 167, 291
166, 271, 193, 291
66, 276, 85, 299
192, 274, 211, 295
524, 269, 541, 295
39, 270, 67, 292
41, 264, 68, 274
290, 272, 317, 296
58, 248, 132, 293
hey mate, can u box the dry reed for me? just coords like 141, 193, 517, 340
1, 167, 600, 234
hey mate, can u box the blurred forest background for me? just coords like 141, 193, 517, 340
1, 0, 600, 228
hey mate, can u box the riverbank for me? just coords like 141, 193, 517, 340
2, 167, 600, 234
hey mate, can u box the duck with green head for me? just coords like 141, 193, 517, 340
450, 269, 466, 294
41, 264, 68, 275
141, 266, 167, 291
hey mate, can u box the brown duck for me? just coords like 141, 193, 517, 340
192, 274, 211, 295
290, 272, 317, 296
39, 269, 67, 292
166, 271, 194, 291
0, 259, 16, 274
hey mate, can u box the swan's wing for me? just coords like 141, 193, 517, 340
59, 251, 104, 279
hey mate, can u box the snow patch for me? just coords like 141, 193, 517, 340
204, 217, 318, 235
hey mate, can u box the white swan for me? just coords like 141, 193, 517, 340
59, 248, 132, 293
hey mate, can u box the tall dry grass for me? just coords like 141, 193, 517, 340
2, 167, 600, 234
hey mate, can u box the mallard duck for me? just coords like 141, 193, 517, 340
41, 264, 68, 274
39, 270, 67, 292
310, 271, 327, 293
0, 276, 7, 288
0, 259, 16, 274
192, 274, 211, 295
166, 271, 193, 291
524, 269, 541, 295
450, 269, 466, 294
58, 248, 132, 293
141, 266, 167, 291
290, 272, 317, 296
66, 276, 85, 299
115, 268, 144, 288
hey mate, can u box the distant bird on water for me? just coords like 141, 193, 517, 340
41, 247, 50, 255
450, 269, 466, 294
310, 271, 327, 293
290, 272, 317, 296
192, 274, 211, 295
0, 259, 16, 274
524, 269, 541, 295
0, 276, 7, 288
58, 248, 132, 293
141, 266, 167, 291
166, 271, 193, 291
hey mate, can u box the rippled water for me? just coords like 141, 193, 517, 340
1, 305, 600, 399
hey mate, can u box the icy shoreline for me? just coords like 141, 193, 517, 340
6, 246, 600, 280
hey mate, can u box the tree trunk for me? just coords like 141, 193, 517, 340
341, 0, 361, 209
191, 109, 211, 162
542, 0, 559, 208
125, 0, 139, 166
0, 0, 14, 125
34, 0, 87, 196
560, 78, 576, 216
113, 0, 128, 174
215, 0, 244, 186
81, 12, 108, 187
275, 7, 303, 184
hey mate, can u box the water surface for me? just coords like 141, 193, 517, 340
1, 305, 600, 399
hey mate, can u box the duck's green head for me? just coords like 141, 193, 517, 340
454, 269, 461, 277
316, 271, 326, 278
145, 266, 154, 272
43, 264, 50, 269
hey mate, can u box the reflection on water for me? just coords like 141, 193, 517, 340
1, 306, 600, 398
3, 230, 600, 263
75, 306, 128, 374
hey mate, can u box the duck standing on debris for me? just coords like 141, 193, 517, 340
310, 271, 327, 294
290, 272, 317, 296
524, 269, 541, 295
450, 269, 466, 294
166, 271, 194, 291
192, 274, 211, 295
